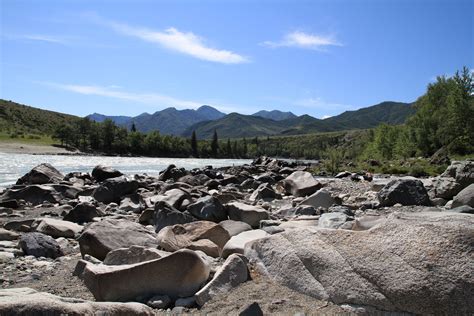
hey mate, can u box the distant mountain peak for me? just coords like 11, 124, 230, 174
252, 110, 297, 121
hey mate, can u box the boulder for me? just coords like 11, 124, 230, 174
19, 232, 63, 259
92, 177, 139, 204
432, 177, 463, 200
222, 229, 269, 258
63, 202, 104, 224
226, 202, 269, 228
299, 189, 335, 209
158, 164, 187, 182
151, 188, 190, 210
245, 212, 474, 315
441, 160, 474, 187
195, 254, 248, 306
0, 287, 155, 315
0, 228, 19, 241
318, 212, 349, 229
83, 249, 210, 301
0, 185, 59, 206
451, 183, 474, 208
16, 163, 63, 185
277, 205, 318, 217
32, 218, 83, 238
378, 179, 431, 206
277, 171, 321, 197
78, 219, 158, 260
157, 221, 230, 257
103, 245, 169, 265
187, 196, 227, 222
91, 165, 123, 182
118, 195, 142, 213
249, 183, 279, 201
219, 220, 252, 237
153, 201, 195, 233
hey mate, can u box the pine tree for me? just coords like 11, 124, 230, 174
211, 130, 219, 157
131, 122, 137, 132
191, 130, 198, 157
226, 138, 232, 157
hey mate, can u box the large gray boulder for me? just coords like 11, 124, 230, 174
195, 254, 248, 306
277, 171, 321, 197
452, 183, 474, 208
16, 163, 63, 185
299, 189, 335, 209
92, 177, 139, 204
157, 221, 230, 257
63, 202, 104, 224
441, 160, 474, 187
92, 165, 123, 182
318, 212, 349, 229
0, 185, 60, 206
219, 220, 252, 237
226, 202, 269, 228
32, 218, 83, 238
187, 196, 227, 222
245, 212, 474, 315
0, 287, 155, 315
19, 232, 63, 259
222, 229, 269, 259
153, 201, 195, 233
83, 249, 210, 301
103, 245, 169, 265
378, 179, 431, 206
78, 219, 158, 260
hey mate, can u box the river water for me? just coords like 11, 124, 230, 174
0, 153, 252, 187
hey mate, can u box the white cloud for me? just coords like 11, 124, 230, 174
321, 115, 332, 119
262, 31, 342, 50
5, 34, 69, 45
43, 82, 203, 109
294, 97, 347, 109
100, 18, 248, 64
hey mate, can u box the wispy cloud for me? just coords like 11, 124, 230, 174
262, 31, 342, 50
5, 34, 69, 45
42, 82, 203, 109
39, 81, 248, 113
91, 15, 249, 64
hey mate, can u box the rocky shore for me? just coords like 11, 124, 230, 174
0, 157, 473, 315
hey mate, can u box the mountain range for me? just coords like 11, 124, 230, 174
88, 101, 415, 139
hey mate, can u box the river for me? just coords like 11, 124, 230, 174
0, 153, 252, 187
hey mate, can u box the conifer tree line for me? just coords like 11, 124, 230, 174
52, 67, 473, 160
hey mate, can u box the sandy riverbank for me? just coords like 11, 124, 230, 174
0, 142, 81, 155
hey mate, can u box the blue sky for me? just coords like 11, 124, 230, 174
1, 0, 472, 118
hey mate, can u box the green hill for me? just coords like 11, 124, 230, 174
185, 101, 415, 139
0, 99, 80, 135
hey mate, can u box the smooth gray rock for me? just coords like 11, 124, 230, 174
32, 218, 83, 238
83, 249, 210, 301
92, 165, 123, 182
249, 183, 279, 201
187, 196, 227, 222
222, 229, 269, 258
92, 177, 139, 204
78, 218, 158, 260
153, 201, 195, 233
432, 177, 462, 199
318, 212, 349, 229
226, 202, 269, 228
278, 171, 321, 197
63, 202, 104, 224
19, 232, 63, 259
151, 188, 190, 210
245, 211, 474, 315
195, 254, 248, 306
0, 185, 59, 206
0, 228, 19, 241
0, 287, 155, 315
103, 245, 169, 265
16, 163, 64, 185
219, 220, 252, 237
451, 183, 474, 208
378, 179, 431, 206
441, 160, 474, 187
299, 189, 335, 209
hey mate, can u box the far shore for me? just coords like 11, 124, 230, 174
0, 142, 83, 155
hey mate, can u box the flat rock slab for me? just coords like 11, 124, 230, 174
222, 229, 269, 258
83, 249, 210, 301
245, 211, 474, 315
0, 287, 154, 315
32, 218, 83, 238
78, 218, 158, 260
226, 202, 269, 228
